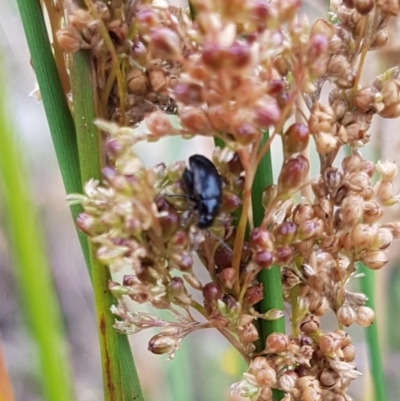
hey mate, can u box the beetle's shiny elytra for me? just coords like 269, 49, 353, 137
183, 154, 223, 229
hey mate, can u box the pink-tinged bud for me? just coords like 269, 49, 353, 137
145, 111, 173, 137
274, 246, 293, 265
170, 231, 189, 249
255, 97, 281, 128
274, 221, 298, 244
105, 139, 124, 158
221, 191, 242, 213
148, 333, 180, 355
311, 19, 335, 40
131, 41, 147, 64
283, 123, 310, 156
137, 9, 159, 30
300, 314, 320, 335
337, 305, 356, 327
250, 0, 271, 21
356, 306, 375, 327
203, 282, 222, 308
254, 250, 274, 269
173, 83, 203, 106
249, 228, 274, 251
265, 333, 289, 353
218, 268, 236, 289
77, 212, 101, 235
361, 250, 388, 270
180, 106, 211, 133
308, 34, 329, 59
293, 203, 314, 224
201, 42, 226, 69
170, 252, 193, 271
150, 28, 181, 58
278, 155, 309, 198
297, 217, 325, 240
168, 277, 191, 304
234, 122, 259, 145
122, 275, 136, 286
156, 199, 180, 239
227, 40, 251, 69
244, 283, 264, 305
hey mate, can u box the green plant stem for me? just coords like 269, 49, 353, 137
70, 50, 144, 401
15, 0, 91, 273
0, 69, 74, 401
358, 263, 387, 401
252, 133, 285, 400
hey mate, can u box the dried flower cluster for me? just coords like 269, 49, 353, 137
61, 0, 400, 400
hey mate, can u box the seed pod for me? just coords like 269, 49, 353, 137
319, 368, 340, 389
293, 202, 314, 224
265, 332, 289, 353
283, 123, 310, 156
350, 223, 378, 249
238, 323, 259, 344
145, 111, 173, 137
148, 333, 180, 355
361, 250, 388, 270
249, 228, 274, 251
340, 194, 364, 226
356, 306, 375, 327
342, 344, 356, 361
278, 155, 309, 198
309, 297, 329, 316
254, 250, 274, 269
218, 268, 236, 290
150, 27, 181, 58
300, 314, 320, 334
274, 221, 298, 244
255, 366, 277, 387
337, 305, 356, 327
203, 282, 223, 308
274, 246, 293, 265
319, 332, 341, 354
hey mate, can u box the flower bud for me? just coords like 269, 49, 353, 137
361, 250, 388, 270
173, 82, 203, 106
218, 268, 236, 289
362, 200, 383, 223
279, 372, 297, 392
300, 314, 320, 334
293, 203, 314, 224
201, 42, 226, 69
244, 283, 264, 305
337, 305, 356, 327
203, 282, 222, 308
77, 212, 103, 235
249, 228, 274, 251
311, 19, 335, 40
127, 68, 148, 94
356, 306, 375, 327
56, 28, 82, 52
342, 344, 356, 361
274, 221, 298, 244
69, 8, 92, 30
262, 185, 278, 209
180, 106, 210, 132
319, 368, 340, 389
146, 111, 173, 137
238, 323, 259, 344
221, 191, 242, 213
148, 67, 169, 93
274, 246, 293, 265
379, 79, 400, 118
282, 267, 301, 289
265, 333, 289, 353
255, 366, 277, 387
150, 27, 181, 58
168, 277, 191, 304
340, 194, 364, 226
376, 160, 398, 181
283, 123, 310, 156
170, 252, 193, 271
318, 332, 341, 354
309, 297, 329, 317
350, 223, 378, 249
227, 40, 252, 69
372, 227, 393, 250
148, 333, 180, 355
255, 97, 281, 128
254, 250, 274, 269
297, 218, 324, 240
353, 87, 382, 114
278, 155, 309, 198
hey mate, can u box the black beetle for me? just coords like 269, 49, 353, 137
183, 154, 223, 229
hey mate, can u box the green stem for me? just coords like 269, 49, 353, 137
0, 68, 74, 401
252, 133, 285, 400
70, 50, 144, 401
15, 0, 91, 273
358, 263, 387, 401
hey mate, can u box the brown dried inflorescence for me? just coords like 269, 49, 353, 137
64, 0, 400, 399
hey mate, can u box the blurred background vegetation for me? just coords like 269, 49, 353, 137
0, 1, 400, 400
